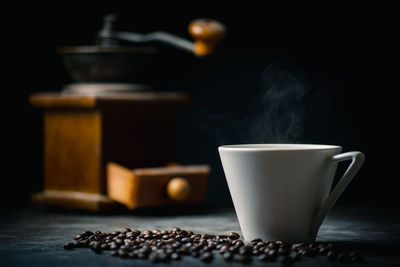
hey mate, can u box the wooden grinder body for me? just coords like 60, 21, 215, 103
30, 92, 188, 211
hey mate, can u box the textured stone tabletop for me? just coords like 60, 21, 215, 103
0, 205, 399, 266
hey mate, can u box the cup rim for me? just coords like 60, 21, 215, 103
218, 144, 342, 151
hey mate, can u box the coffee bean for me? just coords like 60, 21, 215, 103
190, 234, 200, 239
289, 251, 301, 261
171, 252, 180, 260
171, 241, 181, 249
91, 241, 101, 249
110, 250, 118, 257
181, 237, 190, 243
279, 247, 290, 255
172, 227, 181, 233
76, 240, 88, 248
140, 246, 151, 254
143, 234, 152, 239
136, 252, 147, 259
83, 231, 94, 236
148, 252, 159, 262
63, 242, 74, 250
125, 232, 133, 238
318, 246, 328, 255
178, 247, 189, 255
199, 251, 213, 262
222, 251, 233, 261
267, 248, 277, 258
219, 244, 229, 254
207, 241, 216, 249
132, 230, 141, 236
291, 243, 304, 250
201, 246, 210, 252
327, 250, 337, 261
252, 248, 261, 255
232, 239, 244, 246
201, 233, 214, 239
276, 240, 288, 247
175, 234, 182, 240
228, 245, 238, 252
152, 233, 161, 239
180, 230, 188, 237
228, 232, 240, 240
233, 254, 252, 263
143, 230, 152, 235
118, 249, 128, 257
239, 245, 252, 256
109, 243, 118, 250
257, 253, 267, 261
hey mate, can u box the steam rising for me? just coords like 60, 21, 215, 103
196, 62, 310, 145
246, 63, 308, 143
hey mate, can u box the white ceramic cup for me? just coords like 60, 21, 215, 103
218, 144, 364, 242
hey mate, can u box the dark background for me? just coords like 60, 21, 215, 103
4, 4, 399, 208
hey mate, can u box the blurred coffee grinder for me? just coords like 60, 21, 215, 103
30, 14, 225, 211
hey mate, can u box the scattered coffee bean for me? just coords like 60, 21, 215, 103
228, 232, 240, 240
279, 247, 290, 255
258, 252, 276, 261
267, 248, 277, 258
223, 251, 233, 261
199, 251, 213, 262
233, 254, 252, 263
232, 239, 244, 246
239, 245, 252, 256
327, 250, 337, 261
63, 242, 74, 250
172, 227, 181, 233
63, 228, 364, 264
181, 237, 190, 243
171, 252, 180, 260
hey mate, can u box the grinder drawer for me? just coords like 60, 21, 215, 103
107, 163, 210, 209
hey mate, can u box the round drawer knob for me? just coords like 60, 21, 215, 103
166, 177, 191, 202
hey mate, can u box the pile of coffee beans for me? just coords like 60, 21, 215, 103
64, 228, 363, 264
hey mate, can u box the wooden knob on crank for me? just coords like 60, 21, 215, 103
167, 177, 191, 201
188, 19, 226, 56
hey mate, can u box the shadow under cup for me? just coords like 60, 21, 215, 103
218, 144, 364, 242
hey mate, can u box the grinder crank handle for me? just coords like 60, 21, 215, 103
97, 15, 225, 56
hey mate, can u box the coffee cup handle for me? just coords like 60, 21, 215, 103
310, 151, 365, 239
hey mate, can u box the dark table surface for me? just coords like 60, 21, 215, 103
0, 205, 399, 267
